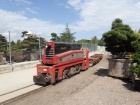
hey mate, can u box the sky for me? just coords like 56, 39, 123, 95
0, 0, 140, 42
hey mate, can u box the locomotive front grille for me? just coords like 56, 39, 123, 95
46, 48, 53, 58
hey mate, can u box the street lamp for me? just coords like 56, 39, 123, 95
2, 26, 13, 64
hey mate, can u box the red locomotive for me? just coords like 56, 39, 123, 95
33, 42, 103, 85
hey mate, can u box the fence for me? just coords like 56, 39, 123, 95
81, 43, 97, 52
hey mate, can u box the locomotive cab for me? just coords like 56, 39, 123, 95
42, 42, 82, 65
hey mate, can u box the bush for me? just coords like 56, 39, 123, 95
130, 65, 140, 76
130, 32, 140, 76
103, 18, 135, 58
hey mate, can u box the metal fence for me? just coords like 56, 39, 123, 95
81, 43, 97, 52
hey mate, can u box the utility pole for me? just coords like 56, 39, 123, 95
9, 31, 11, 64
39, 35, 41, 61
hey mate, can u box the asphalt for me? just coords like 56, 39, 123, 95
0, 48, 105, 103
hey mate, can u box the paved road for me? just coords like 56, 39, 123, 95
5, 52, 140, 105
0, 68, 36, 96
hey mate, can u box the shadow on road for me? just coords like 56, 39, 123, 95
122, 80, 136, 92
93, 68, 108, 77
122, 79, 140, 92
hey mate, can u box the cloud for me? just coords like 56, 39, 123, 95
68, 0, 81, 6
67, 0, 140, 34
25, 7, 38, 14
8, 0, 36, 15
14, 0, 32, 5
1, 0, 140, 42
0, 9, 64, 41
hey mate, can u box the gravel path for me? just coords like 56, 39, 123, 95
54, 71, 140, 105
6, 52, 140, 105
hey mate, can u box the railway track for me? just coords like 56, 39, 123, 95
0, 85, 45, 105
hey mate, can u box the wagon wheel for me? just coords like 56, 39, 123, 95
76, 65, 81, 73
63, 69, 69, 79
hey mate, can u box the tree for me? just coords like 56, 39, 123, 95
21, 34, 45, 53
131, 32, 140, 51
91, 36, 98, 44
11, 41, 15, 46
60, 23, 75, 42
130, 32, 140, 76
77, 39, 91, 44
21, 31, 46, 52
21, 35, 38, 52
98, 38, 105, 46
21, 31, 29, 37
0, 34, 8, 53
11, 40, 16, 52
103, 18, 135, 57
10, 40, 23, 52
50, 33, 60, 42
40, 37, 46, 49
138, 29, 140, 33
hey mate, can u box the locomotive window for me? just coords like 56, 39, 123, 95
55, 43, 81, 55
55, 43, 71, 55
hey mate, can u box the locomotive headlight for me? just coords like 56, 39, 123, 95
45, 44, 49, 48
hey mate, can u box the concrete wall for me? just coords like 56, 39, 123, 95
5, 52, 39, 62
0, 52, 4, 65
0, 61, 39, 74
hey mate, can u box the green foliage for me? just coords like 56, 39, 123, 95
11, 40, 22, 52
91, 36, 98, 44
21, 35, 37, 52
130, 65, 140, 75
0, 34, 7, 42
130, 52, 140, 76
21, 34, 45, 53
103, 18, 135, 56
131, 32, 140, 62
0, 34, 8, 53
60, 23, 75, 42
40, 37, 46, 48
131, 33, 140, 51
131, 52, 140, 63
50, 33, 60, 42
50, 24, 75, 42
21, 31, 28, 37
11, 41, 15, 46
98, 38, 105, 46
0, 31, 46, 55
77, 39, 91, 44
130, 31, 140, 75
138, 29, 140, 33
